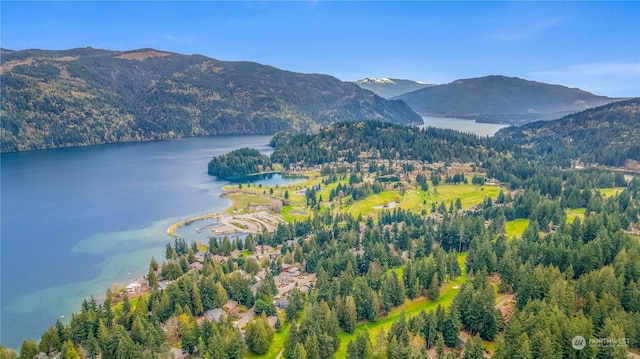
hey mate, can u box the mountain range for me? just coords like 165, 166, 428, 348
0, 48, 421, 152
395, 75, 620, 124
1, 47, 630, 153
354, 78, 435, 98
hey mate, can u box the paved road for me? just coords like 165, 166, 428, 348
235, 307, 255, 329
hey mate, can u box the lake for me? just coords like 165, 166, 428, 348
420, 116, 509, 137
0, 135, 285, 348
0, 118, 505, 348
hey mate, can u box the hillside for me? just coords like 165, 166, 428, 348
495, 98, 640, 168
354, 77, 435, 98
396, 75, 618, 124
0, 48, 421, 152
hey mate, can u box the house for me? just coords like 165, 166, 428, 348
251, 282, 261, 295
189, 262, 203, 271
195, 251, 207, 263
126, 281, 141, 294
206, 308, 225, 322
158, 280, 171, 290
288, 267, 300, 276
223, 300, 238, 312
275, 297, 289, 309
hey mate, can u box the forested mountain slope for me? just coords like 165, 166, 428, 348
495, 98, 640, 167
269, 120, 509, 168
396, 75, 617, 124
0, 48, 421, 152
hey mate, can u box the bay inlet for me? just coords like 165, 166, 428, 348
0, 136, 273, 348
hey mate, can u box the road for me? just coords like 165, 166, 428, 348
235, 307, 255, 330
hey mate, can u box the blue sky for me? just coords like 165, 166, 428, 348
2, 1, 639, 97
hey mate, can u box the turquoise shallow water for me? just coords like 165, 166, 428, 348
0, 135, 274, 348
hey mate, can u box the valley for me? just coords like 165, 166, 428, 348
2, 1, 640, 358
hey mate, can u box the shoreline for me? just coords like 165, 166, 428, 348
167, 170, 312, 239
166, 212, 221, 238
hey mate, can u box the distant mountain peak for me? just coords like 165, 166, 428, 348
357, 77, 397, 85
396, 75, 617, 124
355, 77, 435, 99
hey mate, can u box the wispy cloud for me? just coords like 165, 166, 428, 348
492, 17, 566, 42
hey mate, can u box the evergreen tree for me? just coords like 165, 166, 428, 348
442, 306, 461, 347
347, 331, 374, 359
19, 340, 38, 359
436, 333, 446, 359
224, 327, 247, 359
148, 265, 158, 290
511, 333, 532, 359
61, 340, 81, 359
304, 334, 321, 359
427, 273, 440, 300
339, 296, 357, 333
39, 325, 61, 354
462, 336, 484, 359
245, 315, 274, 355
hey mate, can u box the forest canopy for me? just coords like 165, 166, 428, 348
207, 147, 272, 178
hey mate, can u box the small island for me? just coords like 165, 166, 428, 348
207, 147, 273, 179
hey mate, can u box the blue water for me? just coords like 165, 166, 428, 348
227, 173, 306, 185
0, 135, 276, 348
421, 116, 508, 137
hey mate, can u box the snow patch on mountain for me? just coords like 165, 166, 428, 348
357, 77, 397, 85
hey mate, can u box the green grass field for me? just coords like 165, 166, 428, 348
220, 173, 504, 228
342, 183, 501, 219
566, 208, 586, 223
505, 219, 529, 239
599, 187, 626, 197
346, 191, 403, 217
386, 266, 404, 280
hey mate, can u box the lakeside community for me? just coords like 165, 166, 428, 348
114, 161, 518, 357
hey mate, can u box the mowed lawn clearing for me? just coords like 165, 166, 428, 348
505, 219, 529, 239
401, 183, 501, 214
599, 187, 626, 197
567, 208, 586, 223
346, 191, 403, 217
345, 183, 501, 218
